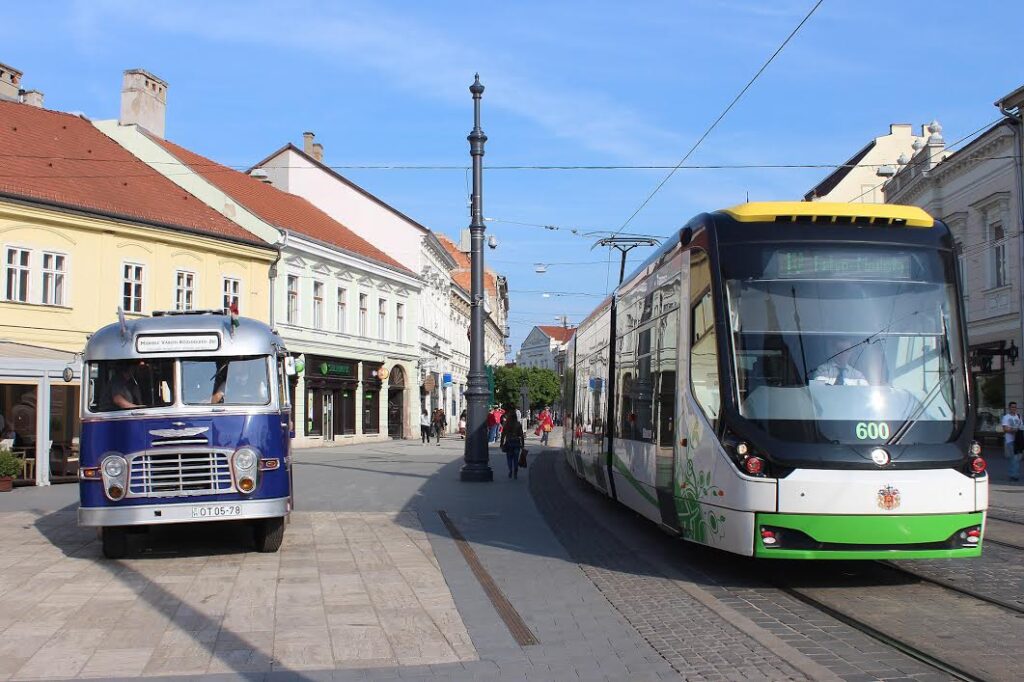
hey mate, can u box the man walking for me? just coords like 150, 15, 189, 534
1004, 401, 1022, 482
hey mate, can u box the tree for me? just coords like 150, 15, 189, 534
492, 366, 561, 410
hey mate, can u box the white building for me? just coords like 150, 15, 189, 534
253, 138, 509, 427
97, 70, 423, 446
805, 123, 927, 203
517, 325, 575, 371
883, 87, 1024, 438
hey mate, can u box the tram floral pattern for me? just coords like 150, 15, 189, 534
676, 413, 726, 543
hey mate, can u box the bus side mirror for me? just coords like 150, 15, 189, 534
284, 357, 297, 376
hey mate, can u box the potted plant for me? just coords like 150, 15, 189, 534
0, 448, 21, 492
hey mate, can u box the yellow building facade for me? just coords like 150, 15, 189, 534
0, 198, 274, 351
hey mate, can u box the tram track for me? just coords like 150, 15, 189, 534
774, 583, 987, 682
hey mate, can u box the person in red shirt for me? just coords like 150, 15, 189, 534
487, 407, 500, 443
536, 407, 555, 446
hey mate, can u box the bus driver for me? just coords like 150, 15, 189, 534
110, 362, 145, 409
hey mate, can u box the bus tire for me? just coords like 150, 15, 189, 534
254, 517, 285, 553
101, 527, 128, 559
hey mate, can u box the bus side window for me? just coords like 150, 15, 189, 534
689, 249, 720, 428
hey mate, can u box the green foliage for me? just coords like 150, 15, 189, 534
492, 366, 561, 410
0, 448, 21, 478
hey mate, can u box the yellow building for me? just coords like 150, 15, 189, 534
0, 97, 275, 485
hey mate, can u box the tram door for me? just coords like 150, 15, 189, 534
322, 393, 334, 440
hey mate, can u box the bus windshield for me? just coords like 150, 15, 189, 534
723, 243, 966, 445
182, 356, 270, 406
89, 360, 176, 412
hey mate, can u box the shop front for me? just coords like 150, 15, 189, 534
0, 342, 82, 486
387, 365, 406, 439
302, 356, 357, 441
362, 362, 383, 435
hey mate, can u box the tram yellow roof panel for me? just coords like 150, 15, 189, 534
721, 201, 935, 228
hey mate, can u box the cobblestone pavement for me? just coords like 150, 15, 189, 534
0, 508, 474, 680
533, 451, 953, 681
891, 540, 1024, 610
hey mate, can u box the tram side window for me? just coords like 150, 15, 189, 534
89, 360, 175, 412
690, 249, 721, 427
182, 356, 270, 405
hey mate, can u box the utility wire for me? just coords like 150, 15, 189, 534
612, 0, 826, 236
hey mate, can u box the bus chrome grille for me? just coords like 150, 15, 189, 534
128, 451, 233, 497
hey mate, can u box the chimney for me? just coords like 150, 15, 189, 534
0, 62, 23, 101
312, 142, 324, 162
303, 131, 315, 155
120, 68, 168, 138
21, 90, 44, 108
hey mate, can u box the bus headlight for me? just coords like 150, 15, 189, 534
100, 454, 128, 501
233, 447, 260, 494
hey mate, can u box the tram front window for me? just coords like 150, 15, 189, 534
89, 360, 176, 412
723, 244, 966, 445
182, 356, 270, 406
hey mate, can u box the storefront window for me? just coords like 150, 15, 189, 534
0, 384, 37, 483
971, 342, 1005, 435
363, 390, 380, 434
49, 385, 80, 480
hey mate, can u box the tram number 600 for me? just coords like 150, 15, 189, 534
855, 421, 890, 440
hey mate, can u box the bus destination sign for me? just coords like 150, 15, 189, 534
136, 334, 221, 353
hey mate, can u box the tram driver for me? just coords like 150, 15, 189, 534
809, 337, 869, 386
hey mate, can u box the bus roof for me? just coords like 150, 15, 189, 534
720, 201, 935, 228
84, 312, 285, 361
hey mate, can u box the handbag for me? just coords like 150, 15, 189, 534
543, 423, 553, 432
518, 449, 528, 467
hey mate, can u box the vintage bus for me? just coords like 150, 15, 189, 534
562, 202, 987, 559
78, 310, 294, 558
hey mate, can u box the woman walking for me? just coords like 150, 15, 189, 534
433, 408, 447, 446
420, 409, 431, 444
500, 407, 525, 479
536, 406, 555, 446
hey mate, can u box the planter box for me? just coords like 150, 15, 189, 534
0, 476, 12, 493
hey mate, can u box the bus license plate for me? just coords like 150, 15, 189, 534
191, 504, 242, 519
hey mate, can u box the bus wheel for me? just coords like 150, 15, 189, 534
254, 517, 285, 553
101, 527, 128, 559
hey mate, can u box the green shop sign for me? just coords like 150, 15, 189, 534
318, 361, 353, 377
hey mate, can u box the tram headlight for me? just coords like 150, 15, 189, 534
970, 441, 982, 456
735, 442, 750, 457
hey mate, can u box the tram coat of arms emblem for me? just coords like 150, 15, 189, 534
877, 485, 901, 511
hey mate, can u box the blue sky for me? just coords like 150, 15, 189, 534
4, 0, 1022, 355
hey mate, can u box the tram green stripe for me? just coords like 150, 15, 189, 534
758, 512, 983, 544
611, 455, 658, 506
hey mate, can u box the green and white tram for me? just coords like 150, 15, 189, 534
562, 202, 987, 559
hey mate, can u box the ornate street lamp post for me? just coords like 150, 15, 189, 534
461, 74, 493, 481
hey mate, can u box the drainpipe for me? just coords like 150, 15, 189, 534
997, 102, 1024, 405
269, 229, 288, 329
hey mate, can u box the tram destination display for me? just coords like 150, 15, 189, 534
770, 249, 913, 280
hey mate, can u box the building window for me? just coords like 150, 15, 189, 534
122, 262, 144, 313
990, 220, 1007, 288
41, 252, 66, 306
337, 287, 347, 332
287, 275, 299, 324
223, 277, 241, 312
359, 293, 368, 336
396, 302, 404, 342
378, 298, 387, 340
5, 247, 31, 303
313, 281, 324, 329
174, 270, 195, 311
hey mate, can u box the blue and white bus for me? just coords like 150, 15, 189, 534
78, 310, 294, 558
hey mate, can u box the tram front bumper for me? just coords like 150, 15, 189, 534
79, 497, 289, 527
753, 511, 985, 559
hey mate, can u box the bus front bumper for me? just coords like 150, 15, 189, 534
79, 497, 289, 527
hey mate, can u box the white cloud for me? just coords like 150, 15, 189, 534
72, 0, 684, 160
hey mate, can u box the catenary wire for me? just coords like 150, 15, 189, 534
611, 0, 826, 237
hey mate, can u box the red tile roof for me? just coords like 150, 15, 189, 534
0, 100, 266, 245
150, 135, 412, 274
537, 325, 576, 343
437, 234, 499, 295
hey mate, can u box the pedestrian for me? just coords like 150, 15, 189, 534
535, 406, 554, 446
420, 409, 431, 444
500, 407, 525, 479
433, 408, 447, 446
487, 407, 499, 443
1003, 401, 1022, 482
458, 410, 467, 439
